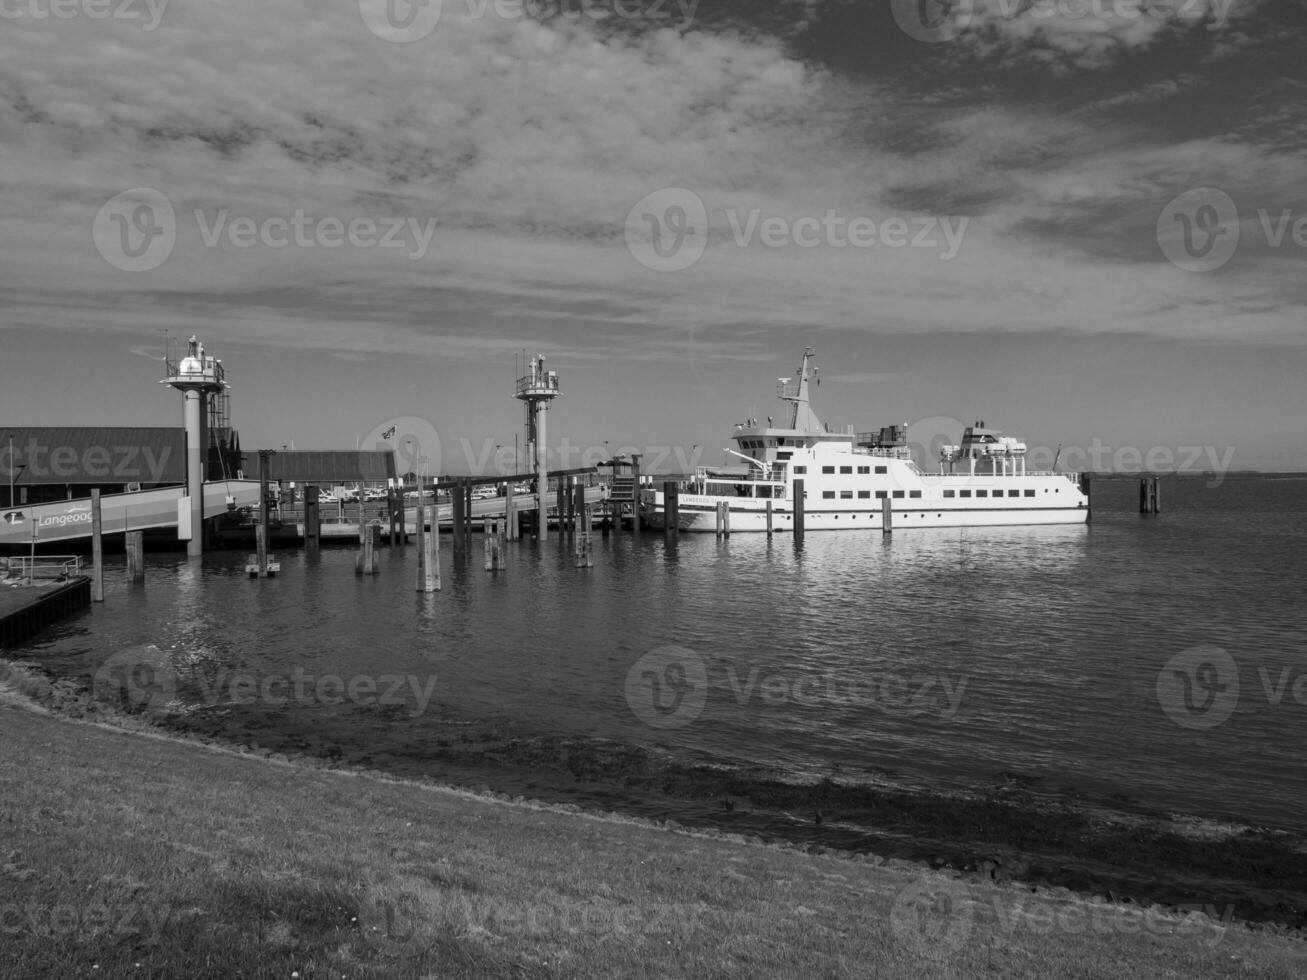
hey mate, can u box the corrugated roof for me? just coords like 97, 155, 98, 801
243, 450, 396, 484
0, 427, 186, 486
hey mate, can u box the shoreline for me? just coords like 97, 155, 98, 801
5, 656, 1304, 937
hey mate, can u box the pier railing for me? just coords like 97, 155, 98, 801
6, 556, 83, 582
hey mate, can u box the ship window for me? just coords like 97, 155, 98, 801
857, 490, 870, 499
857, 466, 870, 474
794, 466, 806, 474
909, 490, 922, 498
892, 490, 905, 499
1024, 489, 1036, 497
960, 490, 972, 498
943, 490, 955, 498
839, 466, 852, 474
976, 490, 988, 497
875, 466, 887, 474
840, 490, 853, 499
875, 491, 887, 499
777, 452, 792, 461
1008, 489, 1020, 497
822, 466, 835, 474
822, 490, 835, 499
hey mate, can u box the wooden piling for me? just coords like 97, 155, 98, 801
663, 481, 679, 542
90, 489, 104, 602
1152, 477, 1161, 514
574, 507, 594, 567
484, 519, 506, 572
573, 480, 586, 536
793, 479, 805, 542
881, 495, 893, 534
630, 456, 642, 534
357, 521, 379, 575
451, 481, 466, 556
557, 476, 568, 532
1139, 477, 1160, 515
258, 451, 271, 575
126, 530, 145, 584
464, 481, 474, 544
304, 485, 320, 553
505, 486, 518, 541
415, 488, 441, 592
766, 498, 774, 538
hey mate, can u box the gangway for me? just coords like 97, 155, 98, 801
0, 481, 263, 546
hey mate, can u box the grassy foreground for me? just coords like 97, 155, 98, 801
1, 688, 1304, 979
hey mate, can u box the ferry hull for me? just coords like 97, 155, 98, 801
644, 497, 1088, 532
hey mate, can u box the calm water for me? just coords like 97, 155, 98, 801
17, 476, 1307, 830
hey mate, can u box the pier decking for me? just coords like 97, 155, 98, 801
0, 576, 91, 648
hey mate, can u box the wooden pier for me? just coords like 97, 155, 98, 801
0, 576, 91, 648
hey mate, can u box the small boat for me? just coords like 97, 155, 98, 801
642, 349, 1089, 532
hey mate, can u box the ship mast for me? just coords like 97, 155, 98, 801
776, 347, 823, 433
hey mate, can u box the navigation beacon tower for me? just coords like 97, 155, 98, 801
162, 335, 228, 556
514, 354, 560, 539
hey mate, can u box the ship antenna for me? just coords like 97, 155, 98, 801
1052, 444, 1062, 472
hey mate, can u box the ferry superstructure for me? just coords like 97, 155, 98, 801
642, 350, 1089, 532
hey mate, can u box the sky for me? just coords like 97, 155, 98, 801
1, 0, 1304, 475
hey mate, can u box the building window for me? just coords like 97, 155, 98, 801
960, 490, 972, 498
822, 466, 835, 474
1024, 489, 1036, 497
794, 466, 806, 474
857, 466, 870, 474
943, 490, 956, 498
875, 466, 887, 474
822, 490, 835, 499
892, 490, 905, 499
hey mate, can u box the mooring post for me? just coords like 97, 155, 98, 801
575, 506, 594, 568
663, 480, 679, 543
464, 480, 474, 546
485, 518, 506, 572
357, 520, 379, 575
451, 481, 465, 557
505, 485, 518, 541
882, 495, 893, 535
630, 455, 642, 534
766, 498, 774, 538
1139, 478, 1156, 515
258, 449, 273, 576
125, 529, 145, 584
415, 484, 440, 591
793, 479, 805, 544
1152, 476, 1161, 514
304, 484, 320, 553
556, 476, 567, 533
573, 479, 586, 537
89, 489, 104, 601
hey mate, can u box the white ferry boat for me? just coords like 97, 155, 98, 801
642, 350, 1089, 532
